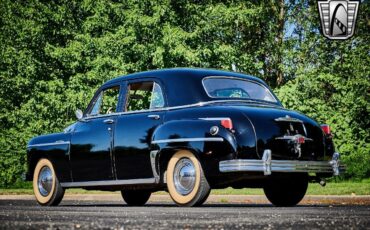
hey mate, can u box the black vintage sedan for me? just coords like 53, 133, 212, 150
26, 68, 343, 207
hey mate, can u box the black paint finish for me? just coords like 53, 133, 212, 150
114, 111, 165, 180
26, 68, 335, 190
26, 133, 71, 182
70, 117, 115, 182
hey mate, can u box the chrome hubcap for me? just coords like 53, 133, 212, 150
38, 166, 53, 197
173, 158, 196, 195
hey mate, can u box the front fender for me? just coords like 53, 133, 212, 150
26, 133, 71, 182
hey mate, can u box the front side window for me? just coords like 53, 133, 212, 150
126, 81, 165, 112
88, 86, 120, 116
203, 77, 277, 103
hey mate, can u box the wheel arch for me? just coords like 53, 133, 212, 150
156, 146, 223, 186
26, 146, 71, 182
151, 119, 238, 183
26, 133, 72, 182
156, 147, 201, 183
26, 151, 49, 181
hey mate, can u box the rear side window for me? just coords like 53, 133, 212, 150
126, 81, 165, 112
203, 77, 277, 103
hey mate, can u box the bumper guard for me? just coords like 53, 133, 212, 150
219, 150, 344, 176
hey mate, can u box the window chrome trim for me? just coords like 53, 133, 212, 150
152, 137, 224, 144
27, 141, 70, 148
83, 113, 119, 120
86, 84, 121, 117
149, 82, 165, 110
60, 178, 156, 188
89, 91, 103, 116
125, 80, 166, 113
202, 76, 278, 103
79, 99, 282, 121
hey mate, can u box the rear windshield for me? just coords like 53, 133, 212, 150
203, 77, 277, 103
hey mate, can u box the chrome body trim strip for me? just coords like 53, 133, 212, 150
79, 99, 283, 121
275, 135, 313, 142
199, 117, 231, 121
219, 150, 344, 176
27, 141, 70, 148
60, 178, 156, 188
152, 137, 224, 144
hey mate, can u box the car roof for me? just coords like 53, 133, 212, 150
102, 68, 276, 107
104, 68, 267, 86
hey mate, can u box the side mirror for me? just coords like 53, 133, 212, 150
75, 109, 84, 120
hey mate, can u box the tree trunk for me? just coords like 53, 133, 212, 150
276, 0, 285, 86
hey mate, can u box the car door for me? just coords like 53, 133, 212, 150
114, 80, 166, 180
70, 84, 123, 182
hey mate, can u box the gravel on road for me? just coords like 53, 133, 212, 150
0, 195, 369, 229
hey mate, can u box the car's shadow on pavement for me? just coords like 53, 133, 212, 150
59, 203, 332, 208
0, 200, 355, 208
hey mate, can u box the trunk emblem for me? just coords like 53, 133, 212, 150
276, 134, 313, 158
274, 115, 303, 123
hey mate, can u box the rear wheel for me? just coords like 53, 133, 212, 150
166, 150, 211, 207
194, 186, 211, 206
121, 190, 151, 206
33, 158, 65, 206
263, 173, 308, 207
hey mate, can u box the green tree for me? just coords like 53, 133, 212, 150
277, 0, 370, 178
0, 0, 368, 187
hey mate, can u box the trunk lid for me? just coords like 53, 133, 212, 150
230, 104, 326, 160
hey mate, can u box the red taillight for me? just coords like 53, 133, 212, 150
321, 124, 331, 135
221, 118, 233, 130
297, 136, 305, 144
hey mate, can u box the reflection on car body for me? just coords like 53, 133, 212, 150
26, 68, 343, 207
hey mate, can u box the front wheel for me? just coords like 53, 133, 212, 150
263, 173, 308, 207
33, 158, 65, 206
166, 150, 211, 207
121, 190, 151, 206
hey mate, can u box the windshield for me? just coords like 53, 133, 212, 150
203, 77, 277, 103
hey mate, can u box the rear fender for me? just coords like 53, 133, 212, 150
151, 119, 237, 179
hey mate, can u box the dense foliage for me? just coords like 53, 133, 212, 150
0, 0, 369, 187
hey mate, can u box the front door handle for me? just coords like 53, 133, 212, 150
148, 114, 160, 120
103, 119, 114, 124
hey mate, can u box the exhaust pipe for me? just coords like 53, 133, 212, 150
319, 179, 326, 187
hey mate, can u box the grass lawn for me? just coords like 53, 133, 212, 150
211, 181, 370, 195
1, 180, 369, 196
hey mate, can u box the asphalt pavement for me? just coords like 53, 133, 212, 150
0, 195, 369, 229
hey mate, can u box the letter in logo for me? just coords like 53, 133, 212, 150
318, 0, 360, 40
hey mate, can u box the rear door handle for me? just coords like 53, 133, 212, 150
103, 119, 114, 124
148, 114, 160, 120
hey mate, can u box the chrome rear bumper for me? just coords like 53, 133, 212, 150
219, 150, 344, 176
